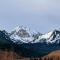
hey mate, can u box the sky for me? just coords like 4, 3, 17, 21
0, 0, 60, 33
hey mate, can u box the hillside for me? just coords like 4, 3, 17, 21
42, 50, 60, 60
29, 50, 60, 60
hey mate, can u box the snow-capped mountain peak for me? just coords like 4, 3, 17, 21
10, 26, 60, 44
36, 29, 60, 43
11, 26, 32, 37
10, 26, 35, 43
14, 26, 26, 32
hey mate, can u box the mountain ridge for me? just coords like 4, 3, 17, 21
10, 26, 60, 44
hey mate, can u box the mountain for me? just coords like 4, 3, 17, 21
10, 26, 42, 44
10, 26, 60, 44
9, 26, 60, 57
37, 29, 60, 43
0, 26, 60, 57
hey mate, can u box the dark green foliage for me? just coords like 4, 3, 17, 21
0, 30, 13, 49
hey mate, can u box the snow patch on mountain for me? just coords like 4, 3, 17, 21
39, 31, 53, 39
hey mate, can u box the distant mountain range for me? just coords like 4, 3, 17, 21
0, 26, 60, 57
10, 26, 60, 44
